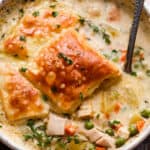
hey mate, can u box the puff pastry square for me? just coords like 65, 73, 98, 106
0, 63, 49, 122
23, 30, 120, 113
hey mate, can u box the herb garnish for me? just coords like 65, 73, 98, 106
130, 71, 137, 77
78, 16, 85, 25
102, 49, 119, 63
19, 67, 27, 72
42, 94, 49, 101
1, 33, 5, 39
51, 85, 58, 93
19, 35, 26, 42
58, 52, 73, 65
84, 20, 111, 45
88, 23, 99, 33
19, 8, 24, 17
96, 113, 100, 119
102, 29, 111, 44
24, 120, 52, 148
56, 24, 61, 28
52, 11, 58, 17
146, 70, 150, 77
32, 11, 40, 17
50, 4, 56, 8
78, 15, 112, 44
24, 120, 82, 149
79, 92, 84, 101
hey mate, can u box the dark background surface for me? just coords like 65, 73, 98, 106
0, 136, 149, 150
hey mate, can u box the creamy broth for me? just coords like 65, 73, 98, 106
0, 0, 150, 150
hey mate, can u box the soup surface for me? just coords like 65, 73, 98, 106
0, 0, 150, 150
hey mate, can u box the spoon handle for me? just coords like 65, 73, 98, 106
124, 0, 144, 73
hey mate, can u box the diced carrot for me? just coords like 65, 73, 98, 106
120, 50, 127, 62
65, 124, 76, 136
105, 113, 110, 119
96, 146, 106, 150
114, 103, 121, 113
136, 120, 145, 132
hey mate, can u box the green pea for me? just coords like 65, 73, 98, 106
129, 124, 138, 137
115, 137, 126, 148
84, 120, 94, 130
141, 109, 150, 119
105, 128, 114, 136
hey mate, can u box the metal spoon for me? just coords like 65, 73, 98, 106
124, 0, 144, 73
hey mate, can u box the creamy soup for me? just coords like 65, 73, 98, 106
0, 0, 150, 150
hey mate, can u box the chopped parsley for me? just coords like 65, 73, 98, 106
42, 94, 49, 101
24, 134, 33, 141
50, 4, 56, 8
24, 120, 82, 149
19, 35, 26, 42
88, 23, 99, 33
130, 71, 137, 77
58, 52, 73, 65
96, 113, 100, 119
19, 67, 27, 72
92, 26, 100, 33
51, 86, 58, 93
112, 49, 118, 53
19, 8, 24, 17
1, 33, 5, 39
87, 21, 111, 44
78, 16, 112, 44
134, 46, 144, 57
130, 46, 150, 77
52, 11, 58, 17
24, 120, 52, 148
79, 92, 84, 101
56, 24, 61, 28
102, 49, 119, 62
78, 16, 85, 25
146, 70, 150, 77
102, 29, 111, 44
32, 11, 40, 17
